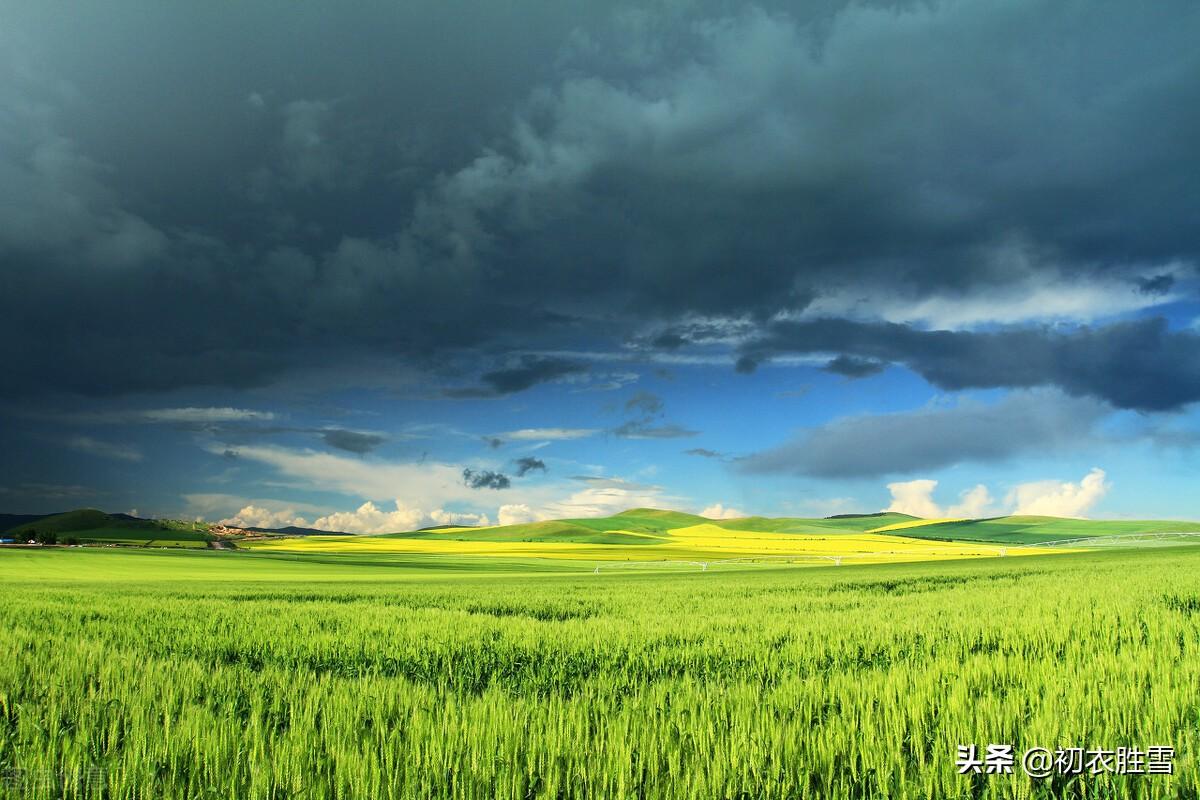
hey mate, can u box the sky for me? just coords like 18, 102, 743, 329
2, 0, 1199, 530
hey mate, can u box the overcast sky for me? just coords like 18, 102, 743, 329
3, 0, 1199, 529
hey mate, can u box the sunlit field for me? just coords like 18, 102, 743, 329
243, 518, 1065, 566
3, 544, 1200, 799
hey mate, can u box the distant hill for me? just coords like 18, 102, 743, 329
244, 525, 354, 537
7, 507, 1200, 551
825, 512, 918, 520
8, 509, 212, 548
878, 515, 1200, 545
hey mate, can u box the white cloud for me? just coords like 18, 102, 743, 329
66, 435, 143, 462
498, 427, 599, 441
220, 505, 311, 530
946, 484, 994, 518
539, 477, 684, 519
884, 479, 943, 518
801, 247, 1184, 330
210, 444, 487, 508
1007, 468, 1111, 518
429, 508, 490, 527
310, 501, 425, 534
884, 470, 1108, 519
701, 503, 744, 519
217, 499, 489, 533
498, 503, 543, 526
307, 501, 488, 534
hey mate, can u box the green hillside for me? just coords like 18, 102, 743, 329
11, 509, 213, 548
883, 516, 1200, 545
378, 519, 666, 546
710, 513, 918, 534
7, 507, 1200, 552
371, 509, 922, 544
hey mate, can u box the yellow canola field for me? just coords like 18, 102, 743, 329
247, 522, 1067, 565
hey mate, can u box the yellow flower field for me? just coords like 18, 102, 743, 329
245, 521, 1065, 565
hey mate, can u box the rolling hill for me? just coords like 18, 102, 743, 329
7, 509, 213, 548
6, 508, 1200, 563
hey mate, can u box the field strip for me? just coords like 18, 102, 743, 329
1021, 531, 1200, 548
865, 518, 966, 533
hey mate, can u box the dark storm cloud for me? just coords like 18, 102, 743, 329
445, 357, 587, 398
1, 1, 1198, 401
739, 392, 1107, 479
739, 317, 1200, 412
822, 356, 886, 379
514, 457, 547, 477
320, 429, 385, 455
1136, 274, 1176, 296
462, 468, 511, 490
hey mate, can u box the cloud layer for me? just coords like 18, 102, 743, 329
1, 1, 1197, 402
739, 391, 1106, 479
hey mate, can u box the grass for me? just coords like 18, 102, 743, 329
5, 509, 213, 548
889, 516, 1200, 545
243, 509, 1101, 565
2, 544, 1199, 798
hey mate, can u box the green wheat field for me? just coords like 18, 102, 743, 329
3, 527, 1200, 799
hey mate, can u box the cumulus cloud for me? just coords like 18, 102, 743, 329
948, 484, 995, 518
497, 503, 542, 526
700, 503, 743, 520
884, 480, 945, 519
308, 501, 489, 534
884, 470, 1108, 519
885, 481, 996, 519
1007, 468, 1111, 518
219, 505, 311, 530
